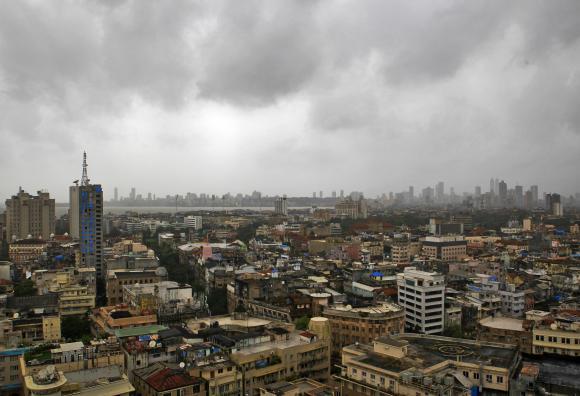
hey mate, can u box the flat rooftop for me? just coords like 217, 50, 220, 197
354, 335, 518, 372
232, 333, 310, 355
399, 335, 518, 369
188, 315, 272, 329
325, 303, 403, 315
479, 316, 524, 332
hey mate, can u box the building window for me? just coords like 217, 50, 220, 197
463, 371, 469, 377
486, 374, 492, 382
497, 376, 503, 384
473, 373, 479, 380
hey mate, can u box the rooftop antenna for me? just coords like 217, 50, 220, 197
81, 151, 90, 186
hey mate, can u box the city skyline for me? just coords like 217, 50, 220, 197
1, 1, 580, 200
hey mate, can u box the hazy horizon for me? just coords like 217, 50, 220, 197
1, 1, 580, 201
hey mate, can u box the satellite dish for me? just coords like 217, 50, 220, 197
149, 340, 156, 348
179, 362, 185, 369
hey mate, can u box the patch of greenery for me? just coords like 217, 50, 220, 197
61, 315, 92, 342
295, 316, 310, 330
14, 280, 37, 297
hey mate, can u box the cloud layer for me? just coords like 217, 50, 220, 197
1, 0, 579, 201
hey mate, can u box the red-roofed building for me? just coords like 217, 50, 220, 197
133, 362, 206, 396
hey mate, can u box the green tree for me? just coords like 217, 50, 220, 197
442, 323, 464, 338
208, 288, 228, 315
61, 315, 92, 342
295, 316, 310, 330
14, 280, 37, 297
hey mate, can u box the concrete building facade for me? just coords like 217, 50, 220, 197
397, 267, 445, 334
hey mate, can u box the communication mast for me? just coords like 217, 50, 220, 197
81, 151, 90, 186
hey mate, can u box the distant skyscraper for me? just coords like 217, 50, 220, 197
514, 185, 523, 208
435, 181, 444, 202
274, 196, 288, 216
494, 178, 500, 195
498, 180, 508, 205
5, 188, 55, 240
475, 186, 482, 198
546, 193, 563, 216
69, 152, 104, 278
313, 192, 316, 199
130, 187, 136, 201
319, 191, 323, 199
332, 191, 337, 198
489, 178, 494, 194
340, 190, 344, 198
409, 186, 414, 201
530, 185, 539, 207
114, 187, 118, 201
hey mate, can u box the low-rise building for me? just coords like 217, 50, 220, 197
338, 334, 520, 395
91, 306, 158, 336
8, 239, 48, 265
532, 310, 580, 357
229, 317, 331, 396
0, 347, 29, 395
21, 364, 133, 396
106, 268, 166, 305
421, 236, 467, 262
322, 303, 404, 359
133, 362, 206, 396
478, 316, 533, 354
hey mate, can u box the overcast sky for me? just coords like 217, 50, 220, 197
1, 0, 579, 202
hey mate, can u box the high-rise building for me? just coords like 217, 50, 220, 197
498, 180, 508, 205
335, 197, 368, 219
475, 186, 482, 198
408, 186, 414, 202
113, 187, 118, 202
130, 187, 136, 201
530, 185, 539, 207
489, 178, 495, 194
69, 152, 104, 278
331, 191, 337, 198
435, 181, 444, 203
340, 189, 344, 198
184, 215, 202, 230
546, 193, 563, 216
319, 190, 323, 199
514, 185, 523, 208
274, 196, 288, 216
397, 267, 445, 334
5, 188, 55, 241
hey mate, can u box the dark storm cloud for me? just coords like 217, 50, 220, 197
0, 0, 579, 200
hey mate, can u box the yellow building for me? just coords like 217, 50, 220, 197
230, 317, 331, 396
58, 285, 96, 316
189, 360, 241, 396
323, 303, 404, 359
532, 311, 580, 357
42, 316, 62, 342
338, 334, 519, 396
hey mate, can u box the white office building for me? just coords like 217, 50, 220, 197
274, 197, 288, 216
184, 215, 202, 230
397, 267, 445, 334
